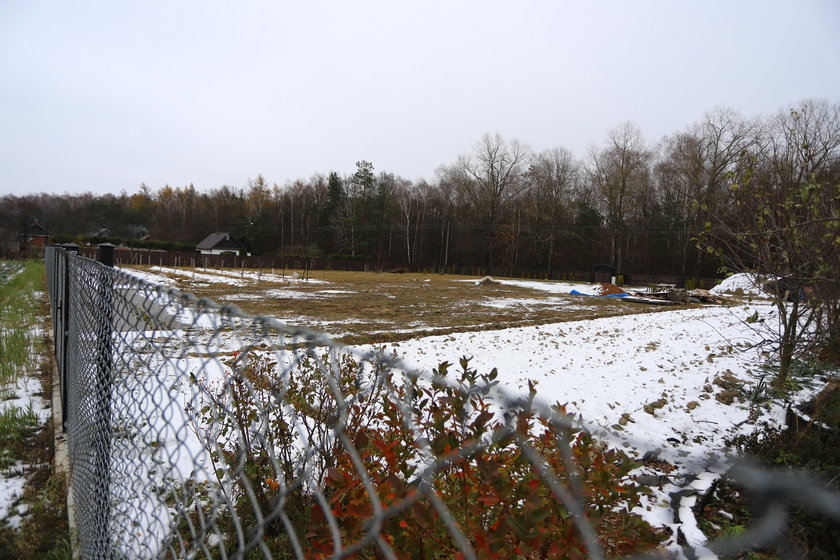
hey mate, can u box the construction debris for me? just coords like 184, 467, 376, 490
622, 287, 730, 306
686, 289, 730, 305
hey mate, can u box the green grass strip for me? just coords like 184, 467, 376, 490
0, 261, 43, 386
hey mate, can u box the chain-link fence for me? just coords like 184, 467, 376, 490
44, 245, 839, 559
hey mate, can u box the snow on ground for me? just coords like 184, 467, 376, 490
119, 267, 178, 287
479, 296, 595, 310
462, 277, 654, 296
218, 289, 319, 301
193, 267, 329, 285
121, 266, 331, 290
151, 266, 252, 287
470, 278, 585, 293
0, 377, 51, 424
0, 347, 51, 531
384, 303, 779, 466
710, 273, 769, 296
0, 473, 26, 529
463, 277, 646, 294
217, 287, 352, 302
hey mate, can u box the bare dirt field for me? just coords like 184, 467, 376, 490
125, 266, 673, 344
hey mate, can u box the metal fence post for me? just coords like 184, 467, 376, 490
59, 243, 79, 430
94, 243, 115, 555
97, 243, 115, 267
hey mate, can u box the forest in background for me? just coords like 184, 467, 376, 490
2, 99, 838, 278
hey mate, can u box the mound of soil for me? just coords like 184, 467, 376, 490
596, 283, 627, 296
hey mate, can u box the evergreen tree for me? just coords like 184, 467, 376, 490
316, 172, 345, 254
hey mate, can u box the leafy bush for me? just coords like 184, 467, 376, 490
305, 360, 659, 558
186, 353, 661, 558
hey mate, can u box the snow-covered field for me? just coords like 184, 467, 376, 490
99, 268, 834, 556
385, 302, 779, 465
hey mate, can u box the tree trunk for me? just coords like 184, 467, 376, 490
774, 300, 800, 390
546, 239, 554, 279
775, 341, 795, 390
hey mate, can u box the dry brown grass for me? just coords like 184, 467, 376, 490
131, 266, 674, 345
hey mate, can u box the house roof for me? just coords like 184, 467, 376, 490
196, 232, 242, 251
86, 227, 114, 238
26, 222, 50, 236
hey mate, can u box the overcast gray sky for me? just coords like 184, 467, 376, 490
1, 0, 838, 196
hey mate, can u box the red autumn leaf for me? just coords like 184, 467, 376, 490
476, 494, 500, 506
326, 467, 344, 483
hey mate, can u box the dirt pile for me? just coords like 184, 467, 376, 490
595, 283, 627, 296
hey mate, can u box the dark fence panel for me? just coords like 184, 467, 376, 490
69, 246, 721, 288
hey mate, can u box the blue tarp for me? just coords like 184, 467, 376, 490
570, 289, 628, 298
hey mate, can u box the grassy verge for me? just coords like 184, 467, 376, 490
0, 262, 33, 391
0, 260, 70, 559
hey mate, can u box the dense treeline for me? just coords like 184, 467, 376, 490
2, 99, 838, 278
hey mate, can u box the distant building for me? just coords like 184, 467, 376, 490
85, 227, 115, 238
196, 232, 248, 255
24, 221, 51, 248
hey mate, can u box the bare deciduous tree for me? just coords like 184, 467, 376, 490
526, 147, 579, 275
703, 100, 840, 388
442, 133, 532, 273
587, 123, 652, 274
657, 108, 759, 276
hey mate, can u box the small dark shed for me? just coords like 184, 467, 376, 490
592, 264, 617, 283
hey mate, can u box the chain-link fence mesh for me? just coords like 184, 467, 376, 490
44, 246, 840, 559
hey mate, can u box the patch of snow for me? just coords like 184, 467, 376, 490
119, 267, 178, 287
217, 289, 319, 301
151, 266, 250, 287
710, 273, 769, 296
479, 296, 592, 310
194, 267, 329, 285
0, 376, 50, 423
0, 470, 26, 529
459, 278, 584, 293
